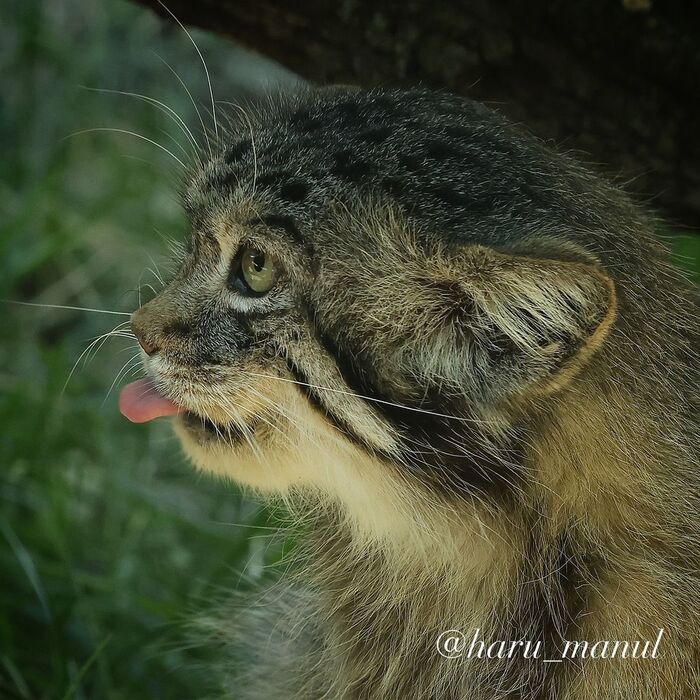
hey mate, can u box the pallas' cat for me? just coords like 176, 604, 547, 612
119, 87, 699, 699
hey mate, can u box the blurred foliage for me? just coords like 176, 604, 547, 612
0, 1, 295, 698
0, 1, 697, 699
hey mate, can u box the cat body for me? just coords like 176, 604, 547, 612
121, 88, 699, 699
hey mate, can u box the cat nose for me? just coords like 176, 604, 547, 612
131, 314, 159, 356
136, 335, 159, 356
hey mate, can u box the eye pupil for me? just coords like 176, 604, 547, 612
228, 245, 277, 296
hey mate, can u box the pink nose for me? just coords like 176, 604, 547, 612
131, 320, 159, 356
137, 337, 158, 356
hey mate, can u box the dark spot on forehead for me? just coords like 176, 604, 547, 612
332, 150, 353, 165
431, 184, 473, 207
255, 171, 311, 203
251, 212, 317, 268
289, 108, 310, 124
257, 170, 293, 190
255, 213, 304, 246
225, 139, 252, 164
381, 177, 407, 198
443, 124, 475, 140
279, 179, 310, 202
333, 100, 361, 123
220, 170, 240, 190
399, 153, 423, 172
424, 138, 464, 161
330, 150, 372, 182
289, 108, 323, 132
431, 184, 499, 213
359, 126, 392, 143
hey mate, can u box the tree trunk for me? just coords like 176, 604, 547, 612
133, 0, 700, 229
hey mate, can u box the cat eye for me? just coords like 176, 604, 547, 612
228, 245, 277, 296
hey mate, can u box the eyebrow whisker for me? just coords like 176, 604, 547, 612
82, 85, 201, 158
155, 0, 218, 146
153, 51, 212, 159
64, 128, 187, 169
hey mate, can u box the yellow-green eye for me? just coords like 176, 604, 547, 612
230, 246, 277, 296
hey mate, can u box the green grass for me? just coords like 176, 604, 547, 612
0, 1, 294, 697
1, 1, 698, 699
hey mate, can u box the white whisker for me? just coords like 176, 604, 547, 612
62, 322, 133, 395
104, 353, 143, 404
82, 85, 200, 156
65, 128, 186, 169
86, 332, 135, 364
246, 370, 488, 424
156, 125, 191, 162
238, 388, 299, 450
145, 252, 166, 286
153, 52, 212, 158
155, 0, 218, 145
244, 386, 328, 454
3, 300, 131, 316
139, 282, 159, 300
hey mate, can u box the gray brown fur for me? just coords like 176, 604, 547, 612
131, 87, 699, 699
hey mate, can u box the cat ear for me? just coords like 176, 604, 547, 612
408, 245, 617, 403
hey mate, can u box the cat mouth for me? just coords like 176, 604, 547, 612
118, 377, 254, 445
178, 411, 255, 444
119, 377, 181, 423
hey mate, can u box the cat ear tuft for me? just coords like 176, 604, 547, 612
412, 245, 617, 402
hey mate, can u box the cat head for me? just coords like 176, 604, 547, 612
121, 87, 617, 536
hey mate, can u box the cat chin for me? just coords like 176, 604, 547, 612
171, 407, 448, 550
172, 414, 306, 492
170, 396, 475, 556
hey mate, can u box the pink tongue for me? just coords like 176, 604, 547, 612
119, 377, 181, 423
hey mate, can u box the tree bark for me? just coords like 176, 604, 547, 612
133, 0, 700, 229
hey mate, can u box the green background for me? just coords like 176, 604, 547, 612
1, 1, 697, 698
